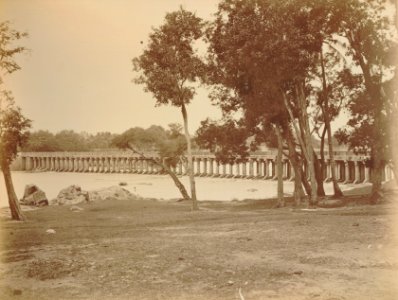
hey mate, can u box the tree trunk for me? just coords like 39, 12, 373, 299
370, 146, 384, 204
285, 124, 305, 205
283, 87, 317, 206
320, 49, 343, 198
1, 163, 25, 221
275, 125, 284, 207
181, 103, 198, 210
127, 145, 190, 201
160, 160, 191, 201
300, 166, 312, 197
313, 151, 326, 197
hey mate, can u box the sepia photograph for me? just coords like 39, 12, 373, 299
1, 0, 397, 299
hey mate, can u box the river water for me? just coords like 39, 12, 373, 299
0, 171, 367, 208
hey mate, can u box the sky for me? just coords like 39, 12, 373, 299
1, 0, 222, 134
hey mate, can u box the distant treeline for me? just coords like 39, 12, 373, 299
21, 124, 192, 152
21, 130, 118, 152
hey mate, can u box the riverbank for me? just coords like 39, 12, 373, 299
1, 192, 398, 300
1, 171, 375, 208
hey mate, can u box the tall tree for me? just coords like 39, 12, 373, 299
133, 8, 205, 210
333, 0, 397, 202
0, 92, 31, 221
0, 21, 29, 221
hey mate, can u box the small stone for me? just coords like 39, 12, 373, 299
352, 223, 359, 226
293, 270, 303, 275
227, 280, 234, 285
178, 257, 184, 261
46, 229, 56, 234
13, 289, 22, 295
70, 206, 84, 212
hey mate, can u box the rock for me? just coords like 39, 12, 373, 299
52, 185, 89, 206
119, 182, 128, 186
88, 186, 140, 202
317, 199, 345, 208
20, 184, 49, 206
70, 206, 84, 212
46, 229, 56, 234
13, 289, 22, 296
293, 270, 303, 275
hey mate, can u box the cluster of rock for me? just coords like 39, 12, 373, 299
20, 185, 49, 206
20, 184, 140, 207
50, 185, 89, 206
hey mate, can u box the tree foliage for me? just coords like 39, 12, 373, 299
0, 21, 28, 83
0, 91, 31, 166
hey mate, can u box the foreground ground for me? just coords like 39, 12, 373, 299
1, 192, 398, 300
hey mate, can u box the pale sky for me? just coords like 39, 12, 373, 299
1, 0, 221, 134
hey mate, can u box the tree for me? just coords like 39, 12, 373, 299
54, 130, 89, 152
332, 0, 397, 202
1, 21, 29, 221
22, 130, 61, 152
205, 0, 332, 206
0, 92, 31, 220
133, 8, 206, 210
112, 124, 191, 200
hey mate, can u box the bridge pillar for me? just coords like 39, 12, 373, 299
255, 159, 262, 178
62, 157, 67, 172
241, 161, 247, 178
283, 159, 289, 180
343, 161, 350, 184
200, 158, 207, 177
195, 158, 201, 176
208, 158, 214, 177
220, 162, 226, 178
131, 158, 137, 173
25, 157, 32, 171
53, 157, 58, 171
73, 157, 78, 172
72, 158, 78, 172
272, 159, 279, 180
57, 157, 62, 171
213, 160, 220, 177
49, 157, 53, 171
324, 160, 331, 182
248, 159, 254, 179
353, 161, 361, 183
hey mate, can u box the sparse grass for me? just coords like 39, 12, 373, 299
0, 192, 397, 300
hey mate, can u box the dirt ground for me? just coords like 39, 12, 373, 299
1, 192, 398, 300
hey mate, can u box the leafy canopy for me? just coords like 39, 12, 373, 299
133, 8, 206, 106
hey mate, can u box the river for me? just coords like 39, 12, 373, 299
0, 171, 368, 208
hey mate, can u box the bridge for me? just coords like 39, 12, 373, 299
15, 150, 394, 184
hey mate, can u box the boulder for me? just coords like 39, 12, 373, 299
88, 186, 140, 202
51, 185, 89, 206
20, 184, 49, 206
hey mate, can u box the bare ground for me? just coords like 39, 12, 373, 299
1, 193, 398, 300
